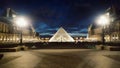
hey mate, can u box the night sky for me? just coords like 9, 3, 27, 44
0, 0, 120, 37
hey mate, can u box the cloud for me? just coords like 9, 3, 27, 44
46, 28, 59, 31
67, 27, 78, 30
35, 22, 49, 32
40, 33, 53, 36
68, 33, 87, 37
79, 28, 88, 33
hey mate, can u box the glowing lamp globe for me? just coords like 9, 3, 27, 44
96, 15, 109, 26
15, 17, 28, 27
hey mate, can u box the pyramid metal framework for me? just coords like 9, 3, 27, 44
49, 27, 75, 42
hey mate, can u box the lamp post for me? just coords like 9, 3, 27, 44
15, 16, 28, 45
96, 13, 109, 45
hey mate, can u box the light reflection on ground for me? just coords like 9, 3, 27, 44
0, 49, 120, 68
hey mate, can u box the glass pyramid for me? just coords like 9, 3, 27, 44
49, 27, 75, 42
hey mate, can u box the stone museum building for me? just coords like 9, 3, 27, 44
88, 6, 120, 43
0, 8, 40, 44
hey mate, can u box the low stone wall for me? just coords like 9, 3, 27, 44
27, 42, 96, 49
95, 44, 120, 51
104, 46, 120, 51
0, 48, 19, 52
0, 45, 28, 52
0, 42, 119, 51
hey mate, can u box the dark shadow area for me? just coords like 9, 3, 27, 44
0, 54, 3, 59
0, 56, 20, 65
0, 42, 120, 50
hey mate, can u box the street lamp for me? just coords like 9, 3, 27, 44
96, 13, 109, 45
15, 16, 28, 44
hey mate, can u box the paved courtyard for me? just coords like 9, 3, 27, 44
0, 49, 120, 68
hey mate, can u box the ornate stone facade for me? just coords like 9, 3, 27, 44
88, 6, 120, 43
0, 8, 40, 44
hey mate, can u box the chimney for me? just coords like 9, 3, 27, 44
6, 8, 11, 17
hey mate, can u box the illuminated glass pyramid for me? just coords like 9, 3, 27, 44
49, 27, 75, 42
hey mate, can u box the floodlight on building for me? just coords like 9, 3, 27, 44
106, 12, 109, 16
96, 13, 110, 45
96, 15, 109, 26
15, 16, 28, 27
12, 14, 17, 18
14, 16, 29, 44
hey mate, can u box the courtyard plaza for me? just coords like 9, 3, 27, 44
0, 49, 120, 68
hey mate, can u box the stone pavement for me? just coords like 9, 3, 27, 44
0, 49, 120, 68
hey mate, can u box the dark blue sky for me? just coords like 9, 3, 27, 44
0, 0, 119, 37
